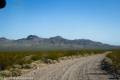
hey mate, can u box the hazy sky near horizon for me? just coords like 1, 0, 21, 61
0, 0, 120, 45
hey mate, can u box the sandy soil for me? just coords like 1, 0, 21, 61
6, 53, 113, 80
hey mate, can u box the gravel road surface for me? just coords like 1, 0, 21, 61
6, 53, 113, 80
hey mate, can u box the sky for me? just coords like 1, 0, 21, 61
0, 0, 120, 45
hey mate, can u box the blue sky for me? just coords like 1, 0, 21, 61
0, 0, 120, 45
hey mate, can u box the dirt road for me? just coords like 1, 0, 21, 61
11, 54, 112, 80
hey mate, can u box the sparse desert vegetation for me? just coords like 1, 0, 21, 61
0, 50, 104, 77
106, 50, 120, 70
0, 50, 104, 70
101, 50, 120, 79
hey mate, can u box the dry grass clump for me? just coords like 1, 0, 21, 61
0, 49, 104, 71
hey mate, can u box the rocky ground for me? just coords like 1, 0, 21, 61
4, 53, 116, 80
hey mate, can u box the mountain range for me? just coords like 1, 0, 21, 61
0, 35, 119, 51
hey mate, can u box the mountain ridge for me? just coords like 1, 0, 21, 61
0, 35, 119, 51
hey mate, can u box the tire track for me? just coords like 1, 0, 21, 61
6, 53, 112, 80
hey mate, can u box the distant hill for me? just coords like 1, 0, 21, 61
0, 35, 119, 51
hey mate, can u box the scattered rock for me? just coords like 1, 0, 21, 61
52, 60, 58, 64
10, 69, 22, 76
103, 57, 113, 65
30, 63, 37, 69
59, 57, 68, 60
22, 55, 33, 62
101, 57, 113, 72
32, 60, 43, 64
0, 70, 12, 77
22, 64, 32, 69
45, 59, 53, 64
13, 64, 22, 69
42, 59, 58, 64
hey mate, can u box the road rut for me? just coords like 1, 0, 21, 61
9, 54, 112, 80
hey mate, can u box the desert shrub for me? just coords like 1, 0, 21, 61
0, 49, 104, 70
106, 50, 120, 69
